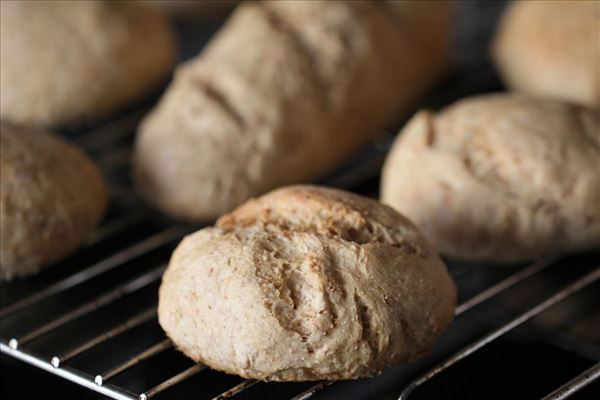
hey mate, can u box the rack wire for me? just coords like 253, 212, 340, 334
1, 107, 598, 400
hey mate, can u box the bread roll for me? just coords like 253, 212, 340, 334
493, 1, 600, 109
0, 1, 175, 127
133, 0, 452, 221
159, 185, 456, 381
381, 94, 600, 264
0, 124, 107, 280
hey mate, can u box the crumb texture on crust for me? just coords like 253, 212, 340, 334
158, 185, 456, 381
0, 0, 175, 126
0, 123, 107, 280
381, 94, 600, 263
133, 0, 452, 221
493, 0, 600, 109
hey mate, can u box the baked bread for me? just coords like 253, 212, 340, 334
493, 0, 600, 109
381, 94, 600, 264
0, 123, 107, 280
133, 0, 452, 221
0, 1, 175, 127
159, 185, 456, 381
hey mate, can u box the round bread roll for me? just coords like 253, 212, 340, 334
0, 124, 107, 280
381, 94, 600, 264
0, 1, 175, 127
492, 1, 600, 109
159, 185, 456, 381
133, 0, 452, 221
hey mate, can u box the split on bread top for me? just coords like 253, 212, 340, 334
158, 185, 457, 381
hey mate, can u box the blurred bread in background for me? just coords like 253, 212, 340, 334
0, 1, 176, 127
0, 123, 107, 280
493, 0, 600, 109
133, 0, 453, 221
381, 94, 600, 264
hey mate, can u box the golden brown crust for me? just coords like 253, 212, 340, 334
0, 0, 175, 127
158, 185, 456, 381
381, 94, 600, 263
493, 0, 600, 109
0, 123, 108, 280
133, 0, 452, 221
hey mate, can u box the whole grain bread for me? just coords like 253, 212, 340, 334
133, 0, 452, 221
493, 0, 600, 109
381, 94, 600, 264
0, 123, 107, 280
159, 185, 456, 381
0, 1, 175, 127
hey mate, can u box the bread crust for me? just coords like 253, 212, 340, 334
0, 1, 175, 126
381, 94, 600, 263
133, 0, 452, 221
493, 0, 600, 109
158, 185, 456, 381
0, 124, 107, 280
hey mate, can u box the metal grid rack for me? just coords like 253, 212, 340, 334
1, 2, 599, 399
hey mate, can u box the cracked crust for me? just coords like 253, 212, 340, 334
0, 123, 107, 280
492, 0, 600, 109
381, 94, 600, 263
0, 1, 175, 127
158, 185, 456, 381
133, 0, 452, 221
